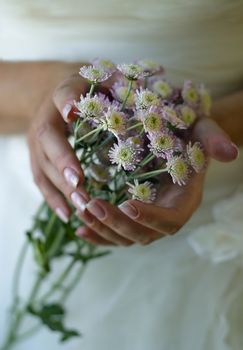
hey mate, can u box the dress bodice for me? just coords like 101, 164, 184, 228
1, 0, 243, 97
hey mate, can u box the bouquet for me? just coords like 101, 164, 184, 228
1, 59, 211, 350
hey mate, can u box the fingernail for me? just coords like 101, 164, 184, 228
76, 227, 86, 237
55, 208, 69, 223
64, 167, 79, 188
87, 201, 106, 220
63, 104, 72, 122
119, 203, 139, 219
230, 142, 239, 158
222, 142, 239, 159
71, 192, 88, 211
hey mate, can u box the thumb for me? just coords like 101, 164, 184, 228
53, 73, 89, 123
193, 118, 239, 162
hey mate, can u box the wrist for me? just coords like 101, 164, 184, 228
31, 61, 86, 116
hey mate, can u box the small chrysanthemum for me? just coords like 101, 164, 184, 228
152, 79, 173, 99
88, 163, 110, 183
166, 156, 190, 185
137, 59, 162, 76
162, 105, 186, 129
135, 88, 160, 110
187, 142, 206, 172
140, 108, 163, 133
117, 63, 144, 80
127, 180, 157, 203
127, 135, 144, 148
103, 107, 127, 136
112, 82, 135, 108
75, 94, 105, 119
198, 84, 212, 116
148, 132, 175, 158
92, 58, 117, 73
178, 105, 197, 127
182, 80, 199, 106
108, 141, 142, 171
79, 65, 112, 83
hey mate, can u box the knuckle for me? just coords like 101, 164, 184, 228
35, 121, 51, 141
54, 152, 72, 172
33, 170, 44, 187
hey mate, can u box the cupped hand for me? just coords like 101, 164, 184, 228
28, 69, 91, 223
76, 118, 239, 246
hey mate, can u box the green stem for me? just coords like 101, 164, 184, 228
144, 76, 148, 89
75, 126, 103, 143
89, 83, 96, 96
120, 80, 133, 111
131, 168, 168, 181
61, 263, 86, 302
40, 258, 77, 301
1, 273, 44, 350
127, 122, 143, 131
46, 226, 66, 259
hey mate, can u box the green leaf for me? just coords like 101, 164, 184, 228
28, 303, 81, 342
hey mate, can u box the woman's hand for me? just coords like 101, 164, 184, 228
76, 118, 239, 246
27, 68, 91, 223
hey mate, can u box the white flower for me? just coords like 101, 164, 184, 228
166, 156, 190, 185
75, 94, 105, 119
187, 142, 206, 172
112, 82, 135, 108
199, 84, 212, 116
92, 58, 117, 73
148, 132, 175, 158
178, 105, 197, 127
127, 180, 157, 203
152, 80, 173, 99
162, 105, 187, 129
117, 63, 144, 80
108, 141, 143, 171
103, 107, 127, 136
135, 88, 160, 110
79, 65, 112, 83
182, 80, 199, 106
137, 59, 162, 76
88, 163, 110, 183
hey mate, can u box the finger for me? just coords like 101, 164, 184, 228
76, 226, 116, 246
40, 152, 89, 205
193, 118, 239, 162
36, 107, 84, 187
118, 199, 183, 236
31, 165, 71, 223
86, 199, 156, 244
53, 73, 89, 123
77, 209, 134, 246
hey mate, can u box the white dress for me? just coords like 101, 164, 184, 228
0, 1, 243, 349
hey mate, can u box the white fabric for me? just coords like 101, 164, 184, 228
0, 1, 243, 349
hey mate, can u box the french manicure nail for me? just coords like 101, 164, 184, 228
55, 208, 69, 223
76, 227, 86, 237
63, 104, 72, 122
119, 203, 139, 219
64, 168, 79, 188
230, 142, 239, 158
71, 192, 88, 211
87, 202, 106, 220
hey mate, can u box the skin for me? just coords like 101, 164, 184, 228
0, 61, 242, 246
